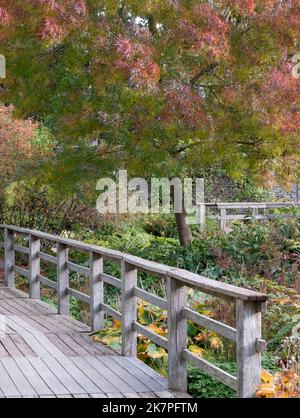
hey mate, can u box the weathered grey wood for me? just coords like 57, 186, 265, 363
4, 315, 65, 358
67, 356, 114, 393
101, 356, 150, 392
140, 392, 157, 398
0, 336, 23, 357
183, 349, 237, 390
155, 391, 175, 398
67, 287, 90, 305
39, 252, 57, 264
100, 272, 122, 289
90, 251, 104, 332
219, 208, 227, 230
124, 254, 169, 277
182, 307, 237, 341
57, 243, 69, 315
0, 224, 123, 261
14, 245, 29, 255
199, 203, 206, 232
107, 393, 124, 398
29, 235, 40, 299
167, 277, 187, 393
121, 260, 137, 357
1, 224, 267, 301
0, 360, 21, 397
236, 299, 262, 398
14, 266, 29, 278
100, 303, 122, 321
5, 228, 15, 288
217, 214, 266, 221
169, 269, 267, 302
85, 356, 134, 393
133, 322, 168, 350
113, 356, 167, 392
203, 202, 300, 230
256, 338, 267, 353
126, 357, 167, 387
27, 357, 70, 395
133, 287, 168, 310
0, 224, 268, 398
123, 393, 141, 398
10, 334, 37, 358
52, 333, 91, 357
38, 274, 58, 290
0, 358, 36, 396
66, 261, 90, 276
53, 356, 99, 394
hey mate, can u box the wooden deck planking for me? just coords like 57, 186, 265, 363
0, 283, 177, 398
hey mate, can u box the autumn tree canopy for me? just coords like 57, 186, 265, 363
1, 0, 300, 242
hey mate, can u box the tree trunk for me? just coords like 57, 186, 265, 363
175, 211, 192, 247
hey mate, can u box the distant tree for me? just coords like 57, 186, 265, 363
1, 0, 300, 244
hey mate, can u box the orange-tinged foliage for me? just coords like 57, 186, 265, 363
257, 367, 300, 398
1, 0, 300, 184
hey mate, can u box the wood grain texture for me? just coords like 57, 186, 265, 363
29, 235, 40, 300
5, 228, 15, 288
57, 243, 69, 315
90, 251, 104, 332
0, 284, 173, 398
236, 299, 262, 398
167, 277, 187, 393
121, 260, 137, 357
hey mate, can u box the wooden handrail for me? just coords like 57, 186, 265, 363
0, 224, 268, 398
197, 202, 300, 231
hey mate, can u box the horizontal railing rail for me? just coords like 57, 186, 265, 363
198, 202, 300, 231
0, 224, 268, 398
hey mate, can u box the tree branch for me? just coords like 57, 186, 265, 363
190, 63, 218, 86
147, 14, 158, 36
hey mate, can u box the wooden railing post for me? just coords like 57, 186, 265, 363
4, 228, 15, 288
252, 208, 259, 219
264, 208, 270, 222
121, 260, 137, 357
199, 203, 206, 232
167, 276, 187, 392
219, 208, 227, 230
57, 242, 69, 315
90, 251, 104, 332
29, 235, 40, 299
236, 299, 262, 398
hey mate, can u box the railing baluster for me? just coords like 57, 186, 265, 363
167, 276, 187, 392
90, 251, 104, 332
0, 223, 268, 397
29, 235, 40, 299
4, 228, 15, 288
121, 260, 137, 357
219, 208, 227, 230
236, 299, 262, 398
57, 242, 69, 315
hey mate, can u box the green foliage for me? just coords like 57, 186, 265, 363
188, 361, 236, 398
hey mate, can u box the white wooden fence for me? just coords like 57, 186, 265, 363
0, 224, 268, 398
198, 202, 300, 231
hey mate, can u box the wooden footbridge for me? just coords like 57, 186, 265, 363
0, 225, 268, 398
